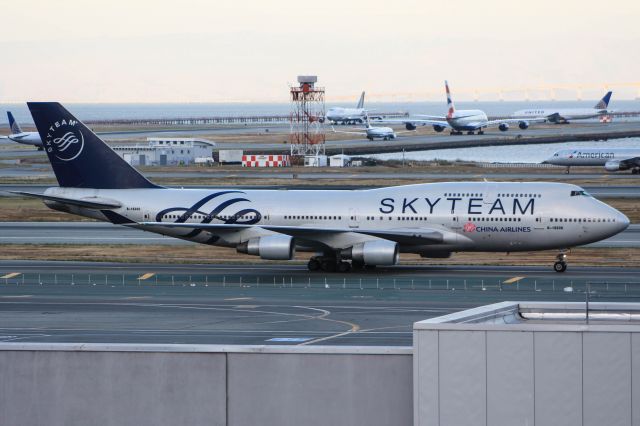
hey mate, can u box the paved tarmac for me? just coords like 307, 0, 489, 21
0, 221, 637, 247
2, 121, 640, 156
0, 261, 639, 346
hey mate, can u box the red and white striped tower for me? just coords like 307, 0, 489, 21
289, 76, 325, 157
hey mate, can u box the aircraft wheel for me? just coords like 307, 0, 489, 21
337, 262, 351, 273
321, 259, 337, 272
364, 264, 377, 271
351, 261, 364, 270
467, 131, 474, 135
307, 258, 321, 271
553, 261, 567, 273
383, 136, 388, 141
632, 168, 639, 175
478, 130, 484, 135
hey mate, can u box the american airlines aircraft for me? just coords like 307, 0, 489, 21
325, 92, 367, 124
0, 111, 44, 148
544, 148, 640, 174
19, 102, 629, 273
387, 81, 539, 135
512, 91, 612, 123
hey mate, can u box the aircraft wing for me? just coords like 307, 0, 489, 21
330, 126, 367, 136
139, 222, 445, 244
9, 191, 122, 210
485, 117, 547, 126
375, 118, 451, 128
415, 114, 447, 120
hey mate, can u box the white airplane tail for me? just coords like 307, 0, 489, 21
356, 91, 365, 109
445, 81, 455, 119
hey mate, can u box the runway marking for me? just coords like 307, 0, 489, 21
503, 276, 526, 284
0, 272, 21, 279
296, 306, 360, 346
224, 297, 254, 301
122, 296, 152, 300
234, 305, 258, 309
137, 273, 155, 280
267, 337, 312, 342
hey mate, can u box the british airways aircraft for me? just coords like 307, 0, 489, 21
384, 81, 541, 135
18, 103, 629, 273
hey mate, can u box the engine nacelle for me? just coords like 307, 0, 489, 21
604, 159, 623, 171
498, 123, 510, 132
433, 125, 445, 133
518, 121, 529, 130
342, 240, 399, 265
237, 235, 295, 260
405, 122, 417, 131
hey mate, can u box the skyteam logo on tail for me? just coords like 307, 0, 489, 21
44, 119, 84, 161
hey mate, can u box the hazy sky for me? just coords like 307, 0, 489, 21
1, 0, 639, 102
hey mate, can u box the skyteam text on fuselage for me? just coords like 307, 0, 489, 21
22, 102, 629, 273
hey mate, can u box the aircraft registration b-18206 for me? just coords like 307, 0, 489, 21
19, 102, 628, 273
381, 81, 543, 135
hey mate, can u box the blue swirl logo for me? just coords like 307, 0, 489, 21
155, 191, 261, 241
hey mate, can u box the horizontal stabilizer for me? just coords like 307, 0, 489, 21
10, 191, 122, 210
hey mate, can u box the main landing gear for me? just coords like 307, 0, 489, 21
631, 168, 640, 175
307, 256, 351, 273
553, 252, 568, 273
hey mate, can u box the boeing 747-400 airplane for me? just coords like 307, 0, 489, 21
19, 102, 629, 273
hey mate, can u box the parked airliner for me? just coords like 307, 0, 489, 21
325, 92, 367, 124
544, 148, 640, 174
0, 112, 43, 148
512, 92, 612, 123
385, 81, 540, 135
20, 102, 628, 273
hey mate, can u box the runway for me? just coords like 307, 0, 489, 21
0, 261, 639, 346
0, 221, 638, 247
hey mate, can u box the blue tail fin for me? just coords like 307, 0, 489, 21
27, 102, 159, 189
7, 111, 22, 134
594, 91, 612, 109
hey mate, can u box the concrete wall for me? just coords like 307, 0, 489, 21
0, 344, 412, 426
414, 302, 640, 426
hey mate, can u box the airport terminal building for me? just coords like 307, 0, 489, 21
113, 138, 216, 166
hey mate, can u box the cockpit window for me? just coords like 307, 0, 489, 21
570, 190, 590, 197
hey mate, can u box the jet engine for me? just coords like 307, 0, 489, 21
405, 122, 417, 131
342, 240, 399, 265
604, 159, 623, 172
518, 121, 529, 130
498, 123, 510, 131
237, 234, 295, 260
433, 125, 445, 133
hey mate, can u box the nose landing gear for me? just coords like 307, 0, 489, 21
553, 252, 568, 273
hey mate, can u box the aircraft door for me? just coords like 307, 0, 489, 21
348, 208, 359, 228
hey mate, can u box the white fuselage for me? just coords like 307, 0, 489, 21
326, 107, 366, 123
512, 108, 606, 122
366, 126, 396, 140
43, 181, 628, 255
545, 148, 640, 166
447, 110, 488, 131
7, 132, 43, 147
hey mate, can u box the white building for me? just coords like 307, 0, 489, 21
113, 138, 216, 166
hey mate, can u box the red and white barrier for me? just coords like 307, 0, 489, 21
242, 155, 291, 167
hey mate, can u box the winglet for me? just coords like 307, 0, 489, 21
445, 81, 455, 119
594, 91, 612, 109
7, 111, 22, 134
356, 91, 365, 109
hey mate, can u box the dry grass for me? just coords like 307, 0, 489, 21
0, 244, 636, 267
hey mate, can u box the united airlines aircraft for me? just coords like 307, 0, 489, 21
19, 103, 629, 273
512, 91, 613, 123
1, 112, 44, 148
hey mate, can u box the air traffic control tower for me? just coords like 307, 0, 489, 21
289, 75, 326, 157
